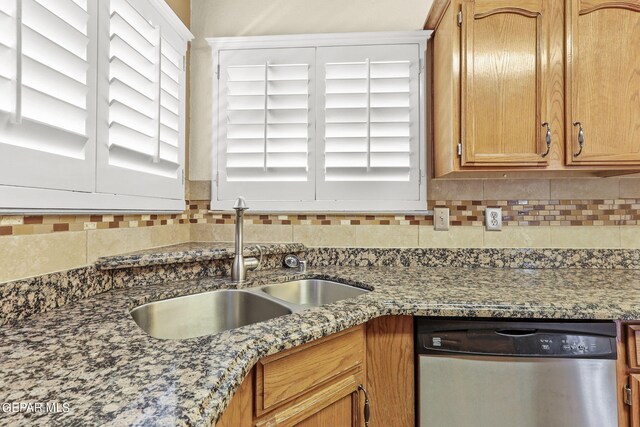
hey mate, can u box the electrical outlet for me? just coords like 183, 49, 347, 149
485, 207, 502, 231
434, 207, 450, 231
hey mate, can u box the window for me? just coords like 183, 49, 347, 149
209, 32, 429, 211
0, 0, 192, 213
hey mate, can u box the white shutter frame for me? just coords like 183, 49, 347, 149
215, 47, 316, 203
208, 32, 429, 212
0, 0, 97, 192
316, 44, 422, 202
96, 0, 191, 200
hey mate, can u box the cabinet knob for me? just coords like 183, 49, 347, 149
573, 121, 585, 158
541, 122, 551, 157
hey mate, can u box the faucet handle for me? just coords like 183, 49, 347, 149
233, 197, 248, 210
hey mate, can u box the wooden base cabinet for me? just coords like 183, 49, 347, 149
215, 317, 415, 427
426, 0, 640, 177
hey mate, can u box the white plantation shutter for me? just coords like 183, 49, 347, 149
217, 48, 315, 201
96, 0, 185, 200
0, 0, 97, 191
316, 44, 421, 201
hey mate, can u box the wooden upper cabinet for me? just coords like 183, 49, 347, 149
566, 0, 640, 165
461, 0, 552, 166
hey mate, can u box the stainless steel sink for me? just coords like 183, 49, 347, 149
260, 279, 369, 306
130, 290, 292, 340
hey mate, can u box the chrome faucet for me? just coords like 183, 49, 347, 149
231, 197, 259, 282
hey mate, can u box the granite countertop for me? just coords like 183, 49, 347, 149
95, 242, 306, 270
2, 265, 640, 426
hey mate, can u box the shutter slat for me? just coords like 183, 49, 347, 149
23, 0, 88, 59
109, 99, 155, 136
111, 0, 157, 45
0, 112, 88, 157
160, 89, 179, 115
109, 34, 155, 79
34, 0, 88, 34
324, 167, 409, 182
22, 86, 87, 135
161, 57, 180, 83
160, 72, 179, 98
108, 122, 155, 154
110, 11, 155, 63
22, 26, 88, 84
161, 38, 181, 68
22, 56, 88, 109
109, 57, 155, 97
161, 106, 179, 131
109, 78, 155, 118
108, 143, 179, 178
226, 167, 308, 182
160, 124, 180, 147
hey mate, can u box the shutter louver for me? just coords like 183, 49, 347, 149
225, 63, 310, 181
0, 0, 96, 192
217, 48, 315, 201
317, 44, 421, 201
97, 0, 186, 200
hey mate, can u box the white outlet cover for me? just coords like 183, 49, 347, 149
434, 207, 450, 231
485, 207, 502, 231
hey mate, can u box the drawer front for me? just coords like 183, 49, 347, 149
257, 325, 365, 413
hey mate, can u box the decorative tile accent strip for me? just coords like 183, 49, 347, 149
1, 198, 638, 237
0, 266, 112, 326
0, 209, 190, 236
305, 247, 640, 269
189, 199, 640, 226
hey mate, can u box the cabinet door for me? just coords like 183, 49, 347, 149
461, 0, 552, 166
0, 0, 97, 192
296, 392, 358, 427
566, 0, 640, 165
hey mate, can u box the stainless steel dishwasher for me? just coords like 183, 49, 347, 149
416, 318, 618, 427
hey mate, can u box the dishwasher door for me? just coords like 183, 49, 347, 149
419, 354, 618, 427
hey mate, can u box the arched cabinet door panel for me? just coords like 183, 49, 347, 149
461, 0, 552, 167
566, 0, 640, 165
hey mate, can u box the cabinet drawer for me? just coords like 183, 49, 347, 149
627, 324, 640, 370
256, 325, 365, 414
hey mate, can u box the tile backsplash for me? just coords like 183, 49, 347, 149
0, 177, 639, 283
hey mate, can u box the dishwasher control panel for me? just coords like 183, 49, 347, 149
417, 319, 617, 359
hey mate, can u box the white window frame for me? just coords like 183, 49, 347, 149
208, 31, 431, 212
0, 0, 192, 214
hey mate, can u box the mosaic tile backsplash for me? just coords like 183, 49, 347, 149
1, 198, 639, 236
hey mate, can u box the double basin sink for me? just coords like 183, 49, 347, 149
130, 279, 370, 340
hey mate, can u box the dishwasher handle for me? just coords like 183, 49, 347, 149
494, 328, 538, 337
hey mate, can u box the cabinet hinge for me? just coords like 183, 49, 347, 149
419, 58, 423, 75
625, 385, 633, 406
182, 169, 185, 185
457, 11, 463, 26
216, 63, 220, 80
457, 143, 462, 156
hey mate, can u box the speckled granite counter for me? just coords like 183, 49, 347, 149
1, 265, 640, 426
95, 242, 306, 270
